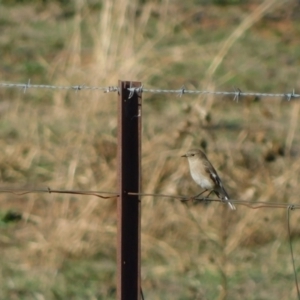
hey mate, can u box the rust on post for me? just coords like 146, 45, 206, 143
117, 80, 142, 300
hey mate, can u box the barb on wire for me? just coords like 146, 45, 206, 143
128, 84, 143, 99
233, 87, 242, 102
23, 79, 31, 94
286, 89, 296, 101
128, 82, 134, 99
177, 85, 185, 97
72, 84, 85, 92
104, 86, 119, 93
0, 187, 119, 199
287, 205, 300, 300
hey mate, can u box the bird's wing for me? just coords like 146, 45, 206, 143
204, 163, 229, 199
204, 163, 236, 210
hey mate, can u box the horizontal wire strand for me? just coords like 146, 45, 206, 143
0, 188, 119, 199
0, 82, 118, 92
0, 188, 299, 209
0, 82, 299, 100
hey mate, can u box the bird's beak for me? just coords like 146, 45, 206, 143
181, 154, 187, 157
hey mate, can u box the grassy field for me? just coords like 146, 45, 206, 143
1, 0, 300, 299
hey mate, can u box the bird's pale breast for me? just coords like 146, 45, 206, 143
188, 159, 213, 189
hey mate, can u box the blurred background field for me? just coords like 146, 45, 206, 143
1, 0, 300, 299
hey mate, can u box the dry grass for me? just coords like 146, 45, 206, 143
1, 0, 300, 299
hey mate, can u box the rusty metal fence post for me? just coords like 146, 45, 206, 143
117, 81, 142, 300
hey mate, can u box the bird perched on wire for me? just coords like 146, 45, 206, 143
182, 148, 236, 210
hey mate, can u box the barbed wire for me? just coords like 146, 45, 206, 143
0, 81, 118, 93
1, 81, 299, 101
1, 187, 300, 209
127, 192, 300, 209
127, 86, 300, 101
0, 187, 118, 198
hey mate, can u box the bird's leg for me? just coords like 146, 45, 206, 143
193, 189, 207, 199
205, 190, 214, 199
201, 190, 214, 204
192, 190, 209, 203
180, 191, 207, 203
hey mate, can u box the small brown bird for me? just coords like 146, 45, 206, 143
182, 148, 236, 210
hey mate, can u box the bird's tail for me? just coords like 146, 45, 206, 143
223, 189, 236, 210
226, 200, 236, 210
215, 190, 236, 210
